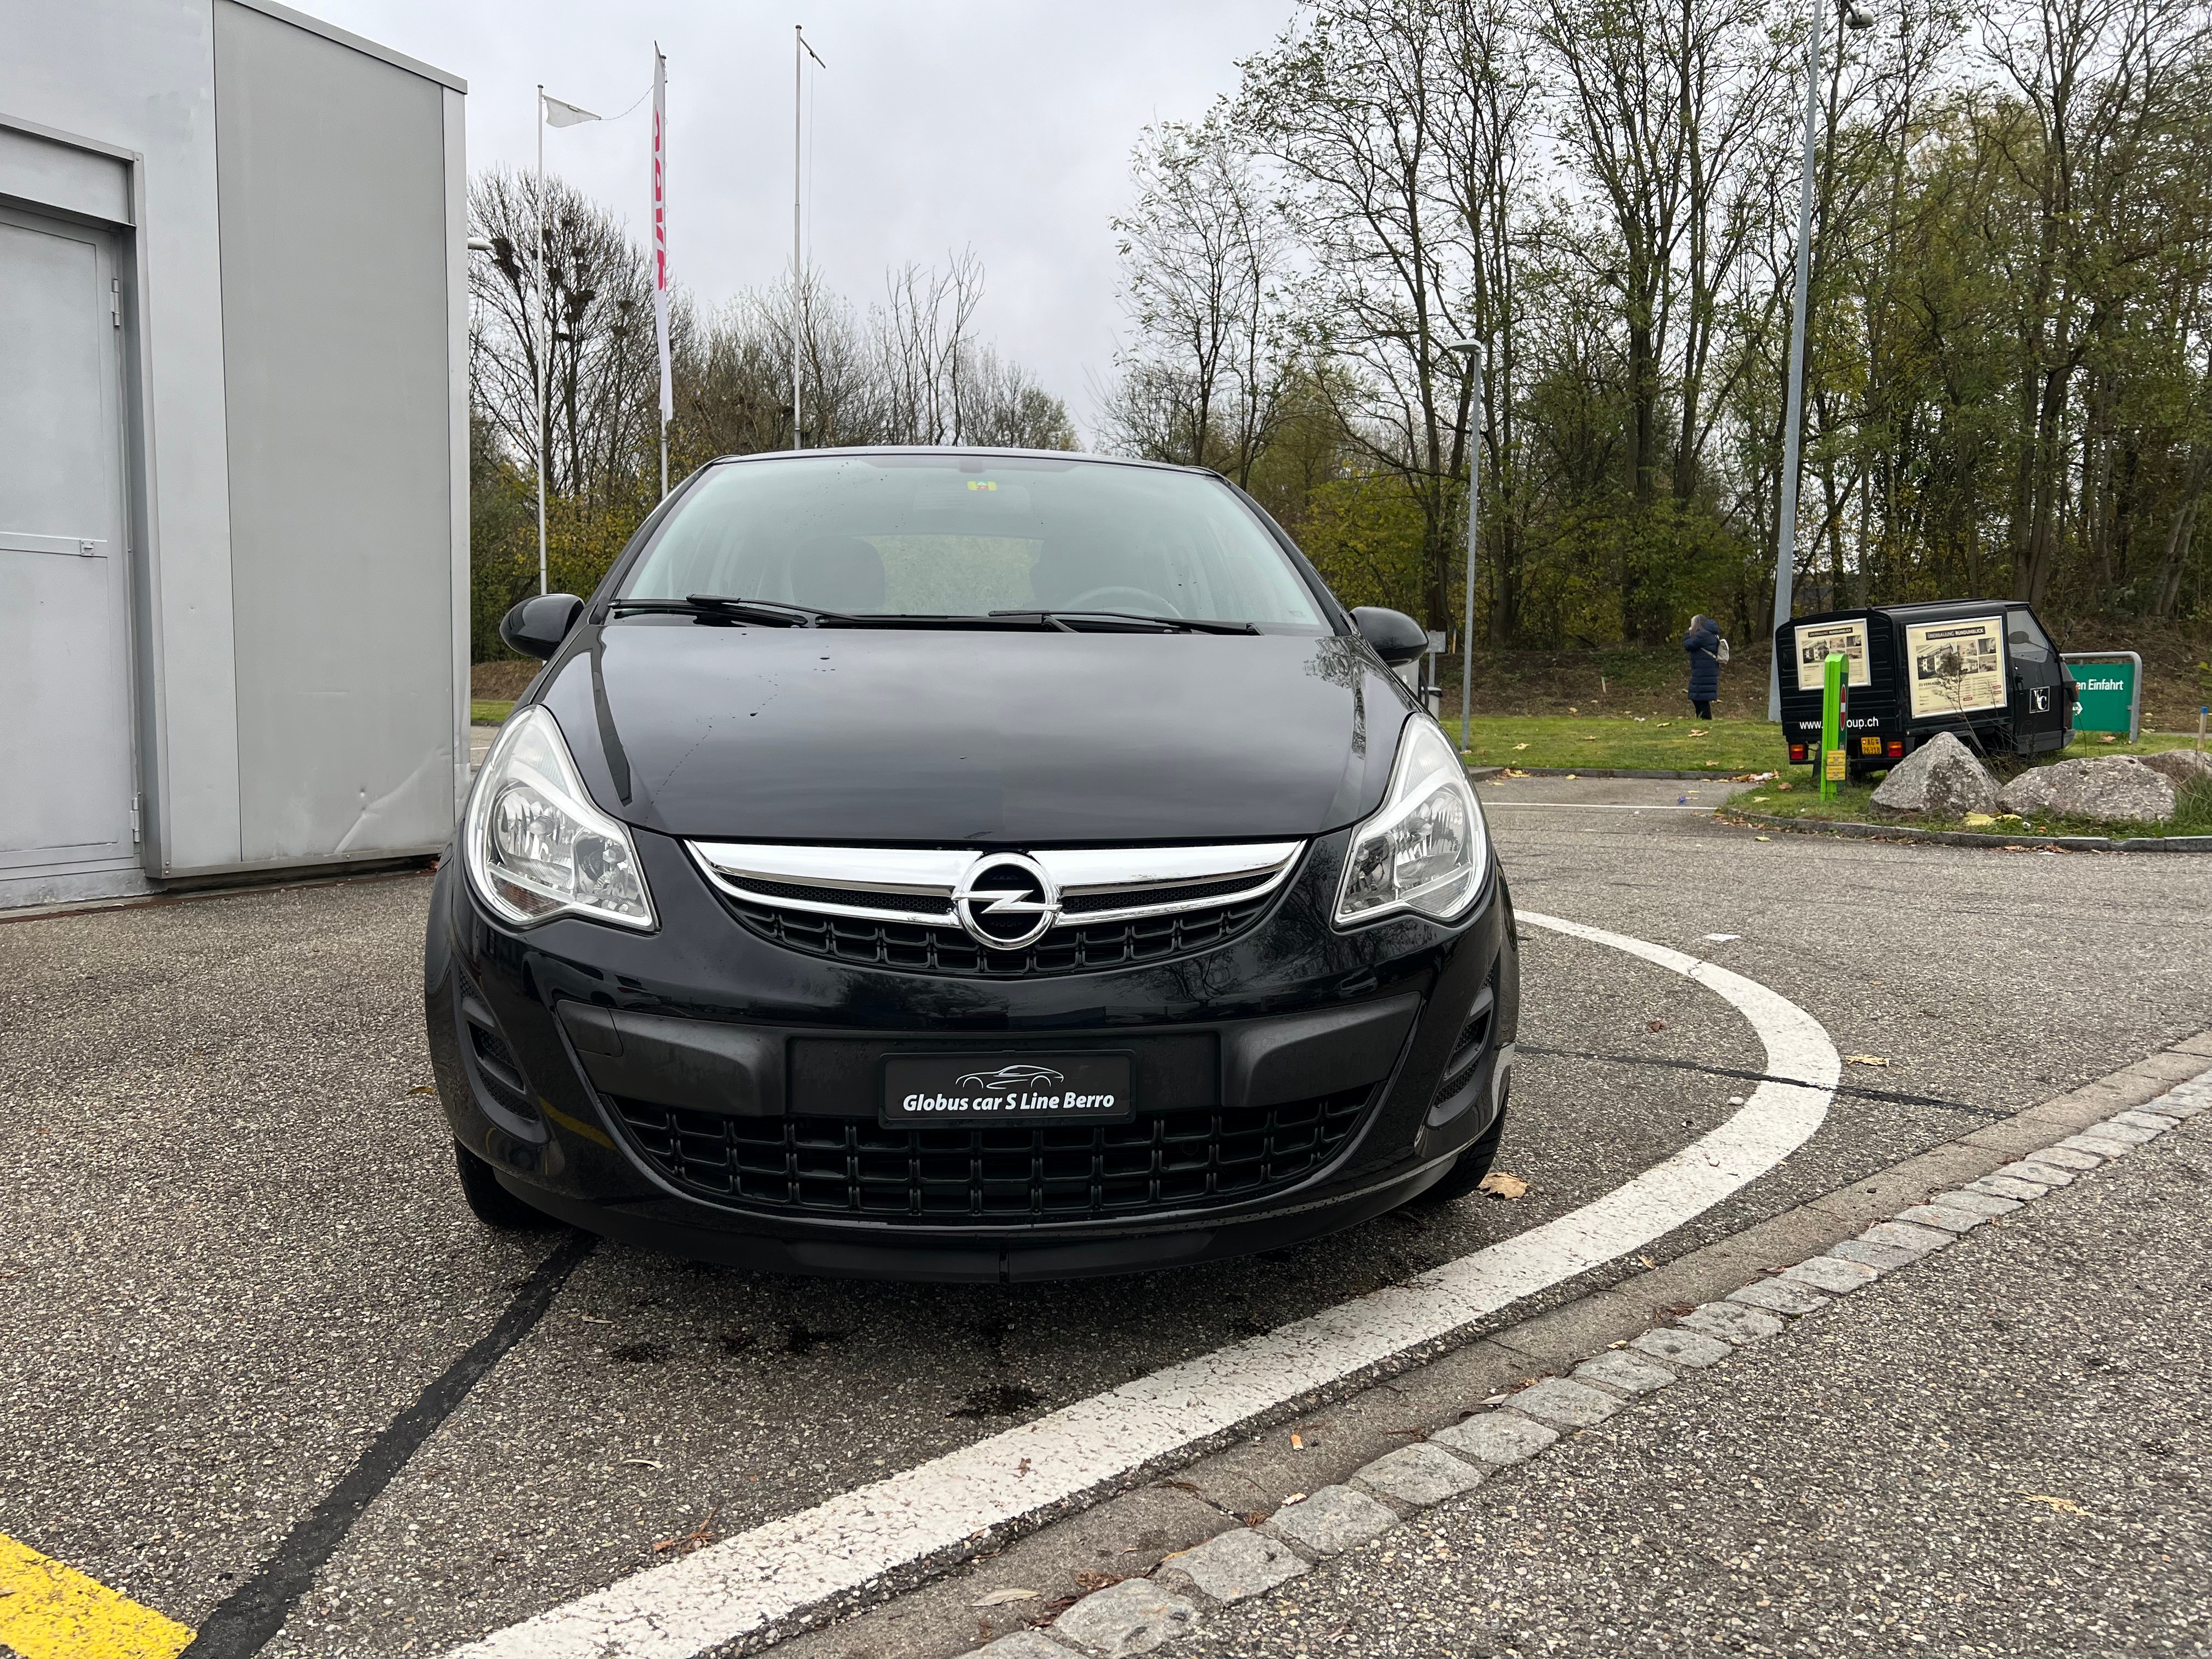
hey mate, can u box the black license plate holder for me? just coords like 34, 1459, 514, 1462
882, 1053, 1136, 1126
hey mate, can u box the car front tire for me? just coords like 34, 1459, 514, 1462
1411, 1102, 1508, 1206
453, 1139, 557, 1231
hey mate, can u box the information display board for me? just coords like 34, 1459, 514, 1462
1794, 619, 1871, 691
1905, 616, 2007, 718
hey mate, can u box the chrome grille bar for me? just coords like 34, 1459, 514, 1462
686, 839, 1302, 928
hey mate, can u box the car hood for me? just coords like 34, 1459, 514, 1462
537, 619, 1414, 844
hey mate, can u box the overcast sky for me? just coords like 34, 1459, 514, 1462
310, 0, 1299, 438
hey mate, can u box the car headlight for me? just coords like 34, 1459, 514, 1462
1334, 715, 1487, 927
462, 705, 656, 930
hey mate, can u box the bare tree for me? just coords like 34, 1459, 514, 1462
470, 168, 667, 506
1105, 113, 1302, 484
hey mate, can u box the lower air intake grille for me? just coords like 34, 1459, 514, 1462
1434, 983, 1498, 1104
612, 1088, 1374, 1222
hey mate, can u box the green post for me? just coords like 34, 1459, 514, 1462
1819, 649, 1848, 800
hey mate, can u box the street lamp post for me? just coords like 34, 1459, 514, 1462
1769, 0, 1874, 720
1445, 338, 1484, 752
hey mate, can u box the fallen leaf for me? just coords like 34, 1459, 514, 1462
1017, 1457, 1032, 1477
1689, 729, 1707, 736
652, 1507, 720, 1555
1754, 834, 1771, 842
1775, 781, 1794, 792
1962, 812, 1995, 826
1564, 773, 1578, 780
408, 1084, 437, 1096
1289, 1432, 1305, 1449
1072, 1571, 1124, 1593
1646, 1019, 1667, 1032
1477, 1171, 1530, 1199
1844, 1054, 1890, 1067
1635, 1254, 1657, 1269
1513, 742, 1529, 750
1752, 795, 1768, 802
2018, 1492, 2086, 1514
1280, 1492, 1308, 1506
973, 1589, 1040, 1607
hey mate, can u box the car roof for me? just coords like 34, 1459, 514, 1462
702, 445, 1219, 478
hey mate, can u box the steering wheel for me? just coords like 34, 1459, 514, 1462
1062, 585, 1181, 618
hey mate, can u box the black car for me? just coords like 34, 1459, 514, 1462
425, 448, 1519, 1282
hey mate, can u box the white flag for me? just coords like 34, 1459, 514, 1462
652, 48, 673, 422
541, 92, 600, 128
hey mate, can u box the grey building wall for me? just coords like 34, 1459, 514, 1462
213, 2, 459, 862
0, 0, 466, 903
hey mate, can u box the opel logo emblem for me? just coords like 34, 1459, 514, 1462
953, 853, 1060, 951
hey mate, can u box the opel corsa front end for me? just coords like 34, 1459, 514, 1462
425, 448, 1519, 1282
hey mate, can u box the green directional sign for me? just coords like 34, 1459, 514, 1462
2066, 653, 2140, 740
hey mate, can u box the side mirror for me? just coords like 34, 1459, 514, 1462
1350, 606, 1429, 667
499, 593, 585, 661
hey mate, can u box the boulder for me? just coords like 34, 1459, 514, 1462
1997, 756, 2176, 823
1869, 732, 1998, 819
2135, 747, 2212, 791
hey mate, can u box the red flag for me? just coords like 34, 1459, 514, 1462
652, 47, 672, 422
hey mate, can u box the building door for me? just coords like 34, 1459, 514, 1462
0, 204, 137, 896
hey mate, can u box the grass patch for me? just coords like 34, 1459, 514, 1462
1457, 714, 2206, 778
1730, 777, 2212, 839
471, 699, 515, 726
1458, 715, 1787, 773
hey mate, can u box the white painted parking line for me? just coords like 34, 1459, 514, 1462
449, 913, 1840, 1659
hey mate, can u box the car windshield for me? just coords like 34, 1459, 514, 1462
616, 453, 1327, 629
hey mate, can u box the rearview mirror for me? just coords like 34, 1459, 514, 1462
1350, 606, 1429, 667
499, 593, 585, 661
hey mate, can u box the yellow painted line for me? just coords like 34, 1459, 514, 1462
0, 1532, 194, 1659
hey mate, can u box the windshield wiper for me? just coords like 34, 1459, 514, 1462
611, 597, 1065, 631
606, 595, 853, 627
991, 610, 1260, 636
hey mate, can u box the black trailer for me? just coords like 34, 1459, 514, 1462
1775, 601, 2074, 776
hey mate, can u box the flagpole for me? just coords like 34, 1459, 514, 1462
534, 84, 547, 595
653, 44, 672, 499
791, 26, 803, 451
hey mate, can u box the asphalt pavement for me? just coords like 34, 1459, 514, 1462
1, 772, 2205, 1658
1179, 1102, 2212, 1657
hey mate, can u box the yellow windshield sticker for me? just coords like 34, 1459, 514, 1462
966, 479, 997, 491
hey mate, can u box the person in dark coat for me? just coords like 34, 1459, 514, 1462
1684, 614, 1722, 720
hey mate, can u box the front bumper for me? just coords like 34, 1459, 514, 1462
424, 825, 1519, 1282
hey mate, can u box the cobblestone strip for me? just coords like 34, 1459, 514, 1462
967, 1065, 2212, 1659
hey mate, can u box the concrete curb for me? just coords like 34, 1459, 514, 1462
909, 1034, 2212, 1659
1464, 764, 1767, 781
1720, 810, 2212, 853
